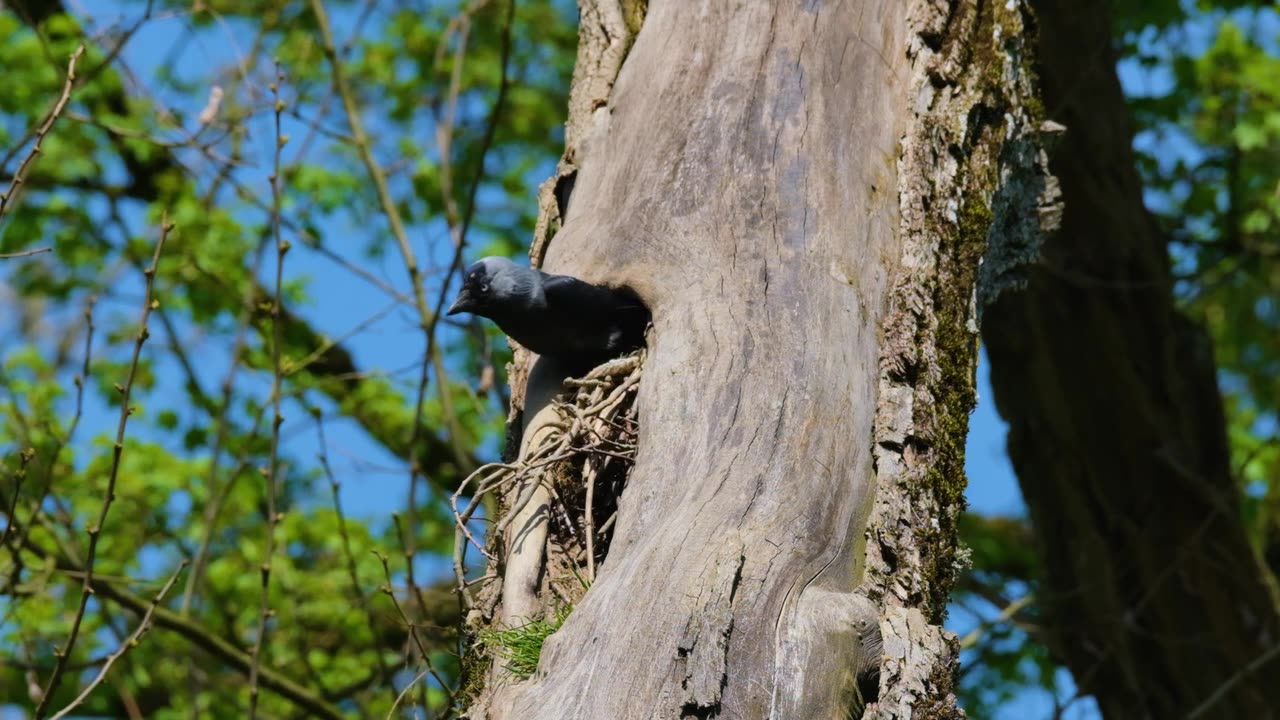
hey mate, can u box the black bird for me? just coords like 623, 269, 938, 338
447, 257, 648, 360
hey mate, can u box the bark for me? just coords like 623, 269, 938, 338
981, 1, 1280, 718
466, 1, 1056, 718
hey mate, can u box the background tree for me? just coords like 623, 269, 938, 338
965, 1, 1280, 717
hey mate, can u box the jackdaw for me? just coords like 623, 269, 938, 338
447, 256, 648, 360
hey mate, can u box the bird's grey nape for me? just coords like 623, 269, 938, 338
483, 258, 543, 306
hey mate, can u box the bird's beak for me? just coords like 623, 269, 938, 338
447, 289, 473, 316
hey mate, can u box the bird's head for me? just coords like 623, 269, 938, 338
447, 256, 536, 318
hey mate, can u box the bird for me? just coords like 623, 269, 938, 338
447, 256, 648, 361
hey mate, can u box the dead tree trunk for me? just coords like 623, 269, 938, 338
461, 1, 1057, 717
981, 1, 1280, 717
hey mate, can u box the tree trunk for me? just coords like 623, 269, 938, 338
464, 1, 1056, 717
981, 1, 1280, 718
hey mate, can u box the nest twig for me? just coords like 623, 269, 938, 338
452, 351, 643, 611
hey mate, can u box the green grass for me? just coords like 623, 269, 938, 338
477, 606, 571, 680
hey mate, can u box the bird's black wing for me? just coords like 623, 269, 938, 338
540, 273, 648, 357
540, 273, 624, 308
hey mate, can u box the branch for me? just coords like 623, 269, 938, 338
0, 247, 53, 259
0, 44, 84, 223
315, 413, 393, 684
7, 526, 347, 720
48, 560, 187, 720
9, 6, 476, 491
247, 63, 289, 719
1186, 644, 1280, 719
34, 217, 170, 718
958, 593, 1034, 650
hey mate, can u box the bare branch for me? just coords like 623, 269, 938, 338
0, 247, 53, 259
375, 550, 454, 718
0, 44, 85, 223
34, 216, 170, 718
5, 521, 346, 720
958, 594, 1034, 650
315, 413, 393, 684
49, 560, 188, 720
248, 61, 290, 719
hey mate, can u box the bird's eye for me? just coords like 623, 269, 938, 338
479, 283, 490, 293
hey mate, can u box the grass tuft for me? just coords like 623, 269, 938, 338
477, 606, 571, 680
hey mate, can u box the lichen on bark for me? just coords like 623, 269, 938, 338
863, 0, 1059, 716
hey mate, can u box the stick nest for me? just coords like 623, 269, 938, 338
452, 351, 644, 615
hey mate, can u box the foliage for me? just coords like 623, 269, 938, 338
1124, 4, 1280, 556
0, 0, 576, 717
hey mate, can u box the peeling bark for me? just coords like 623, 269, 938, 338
464, 0, 1055, 717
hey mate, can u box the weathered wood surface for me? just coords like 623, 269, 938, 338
469, 0, 1053, 717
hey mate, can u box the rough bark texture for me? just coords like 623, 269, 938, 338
467, 1, 1054, 717
982, 1, 1280, 718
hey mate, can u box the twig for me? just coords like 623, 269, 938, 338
374, 552, 453, 717
417, 0, 517, 477
49, 560, 188, 720
307, 0, 433, 339
1187, 642, 1280, 719
0, 247, 53, 259
0, 45, 85, 223
8, 521, 345, 720
285, 298, 400, 377
2, 448, 37, 543
174, 240, 267, 606
392, 513, 433, 648
4, 294, 100, 548
248, 61, 290, 719
385, 666, 436, 720
315, 413, 391, 683
310, 0, 465, 605
584, 459, 598, 582
959, 593, 1033, 649
33, 217, 168, 718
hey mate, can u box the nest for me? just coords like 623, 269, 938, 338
452, 351, 643, 611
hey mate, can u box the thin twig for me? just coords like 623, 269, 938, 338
248, 61, 289, 719
374, 552, 453, 717
315, 413, 391, 683
1187, 643, 1280, 719
49, 560, 188, 720
310, 0, 461, 602
9, 296, 96, 559
307, 0, 433, 332
285, 298, 400, 377
385, 666, 436, 720
2, 448, 37, 543
584, 459, 598, 582
392, 513, 434, 647
0, 247, 53, 259
7, 519, 345, 720
33, 216, 169, 718
0, 45, 85, 223
959, 593, 1034, 649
